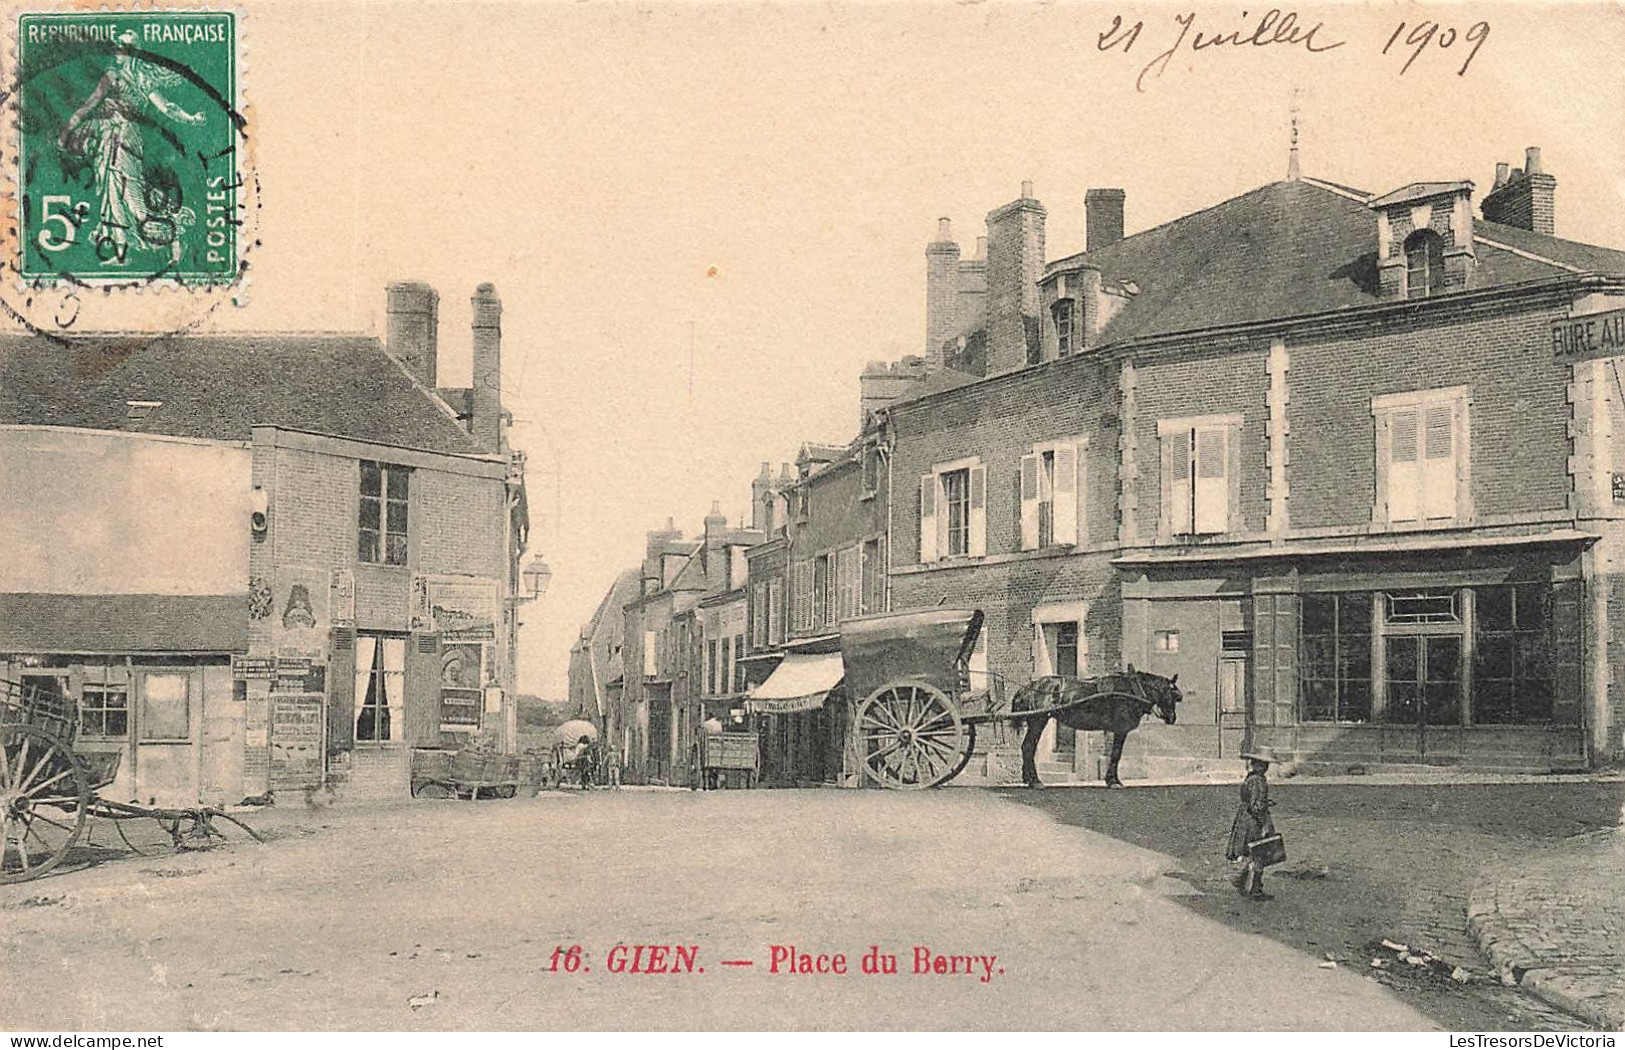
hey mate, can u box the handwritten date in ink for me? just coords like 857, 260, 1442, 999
1096, 9, 1491, 92
1383, 19, 1491, 77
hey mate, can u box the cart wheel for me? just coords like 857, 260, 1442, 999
1, 724, 90, 883
855, 682, 965, 790
944, 721, 978, 783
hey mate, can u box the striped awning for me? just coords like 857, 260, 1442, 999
747, 651, 844, 714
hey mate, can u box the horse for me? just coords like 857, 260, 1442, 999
1008, 666, 1182, 788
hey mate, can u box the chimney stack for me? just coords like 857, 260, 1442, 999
1085, 189, 1126, 251
984, 181, 1046, 375
470, 283, 503, 452
385, 282, 439, 389
751, 462, 773, 532
1482, 147, 1556, 236
925, 217, 961, 372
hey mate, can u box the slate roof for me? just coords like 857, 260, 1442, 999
1040, 177, 1625, 346
0, 334, 485, 457
0, 593, 247, 653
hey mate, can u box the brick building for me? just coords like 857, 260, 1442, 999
0, 283, 530, 803
610, 509, 762, 785
743, 436, 893, 786
884, 148, 1625, 777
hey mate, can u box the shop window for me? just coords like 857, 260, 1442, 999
1473, 584, 1556, 724
358, 461, 410, 566
140, 672, 190, 741
354, 634, 405, 742
1385, 590, 1459, 625
1299, 593, 1374, 723
80, 665, 129, 738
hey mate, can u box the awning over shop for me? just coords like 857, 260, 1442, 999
0, 592, 248, 653
747, 651, 844, 714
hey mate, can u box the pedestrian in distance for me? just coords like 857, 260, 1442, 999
1226, 746, 1280, 901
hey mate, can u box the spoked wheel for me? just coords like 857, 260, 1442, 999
1, 724, 91, 883
944, 721, 978, 783
856, 682, 966, 789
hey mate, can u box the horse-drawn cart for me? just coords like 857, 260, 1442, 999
840, 608, 1183, 791
697, 729, 758, 789
1, 678, 261, 884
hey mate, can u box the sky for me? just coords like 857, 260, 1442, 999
187, 0, 1625, 698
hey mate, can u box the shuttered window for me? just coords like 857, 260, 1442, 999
1020, 441, 1084, 550
1375, 389, 1468, 524
920, 460, 987, 561
1159, 419, 1237, 537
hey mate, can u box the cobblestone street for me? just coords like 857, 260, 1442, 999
1469, 829, 1625, 1028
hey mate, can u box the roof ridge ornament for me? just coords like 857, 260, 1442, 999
1286, 87, 1302, 182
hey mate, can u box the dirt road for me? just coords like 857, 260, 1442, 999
2, 788, 1442, 1031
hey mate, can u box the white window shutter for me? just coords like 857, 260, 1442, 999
1422, 402, 1457, 520
1053, 444, 1078, 545
918, 474, 938, 563
1194, 427, 1228, 534
1167, 431, 1192, 535
1388, 408, 1421, 522
1019, 453, 1039, 550
969, 464, 988, 556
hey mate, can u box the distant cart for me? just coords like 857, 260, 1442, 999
410, 746, 524, 800
697, 730, 758, 789
1, 678, 261, 884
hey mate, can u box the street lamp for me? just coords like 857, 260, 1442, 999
521, 556, 553, 602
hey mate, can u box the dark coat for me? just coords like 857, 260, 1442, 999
1225, 770, 1275, 860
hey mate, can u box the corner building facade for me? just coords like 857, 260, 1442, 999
887, 158, 1625, 777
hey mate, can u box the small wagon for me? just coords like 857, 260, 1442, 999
410, 745, 522, 799
1, 678, 261, 883
840, 607, 1005, 791
697, 730, 759, 789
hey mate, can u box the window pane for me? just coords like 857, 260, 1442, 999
386, 532, 408, 566
1301, 678, 1337, 721
359, 496, 381, 530
1475, 633, 1514, 680
1341, 678, 1372, 723
140, 673, 190, 740
360, 460, 381, 496
1340, 594, 1372, 636
1476, 586, 1514, 632
386, 499, 408, 533
386, 466, 409, 499
1515, 584, 1549, 629
1301, 594, 1337, 636
358, 529, 380, 563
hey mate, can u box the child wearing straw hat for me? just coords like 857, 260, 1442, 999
1225, 746, 1279, 900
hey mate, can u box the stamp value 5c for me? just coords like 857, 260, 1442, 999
17, 10, 238, 284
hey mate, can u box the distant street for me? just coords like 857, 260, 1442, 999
2, 783, 1616, 1030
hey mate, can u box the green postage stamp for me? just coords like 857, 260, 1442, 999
15, 10, 239, 284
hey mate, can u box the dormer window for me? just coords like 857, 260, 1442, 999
1405, 230, 1445, 299
1052, 300, 1075, 358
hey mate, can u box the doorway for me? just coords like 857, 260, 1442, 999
1383, 634, 1462, 754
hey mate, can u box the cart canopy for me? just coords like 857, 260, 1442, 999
747, 651, 844, 714
554, 719, 598, 745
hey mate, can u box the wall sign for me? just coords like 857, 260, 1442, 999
269, 694, 323, 790
1551, 308, 1625, 362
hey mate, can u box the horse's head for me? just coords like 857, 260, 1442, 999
1127, 664, 1182, 725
